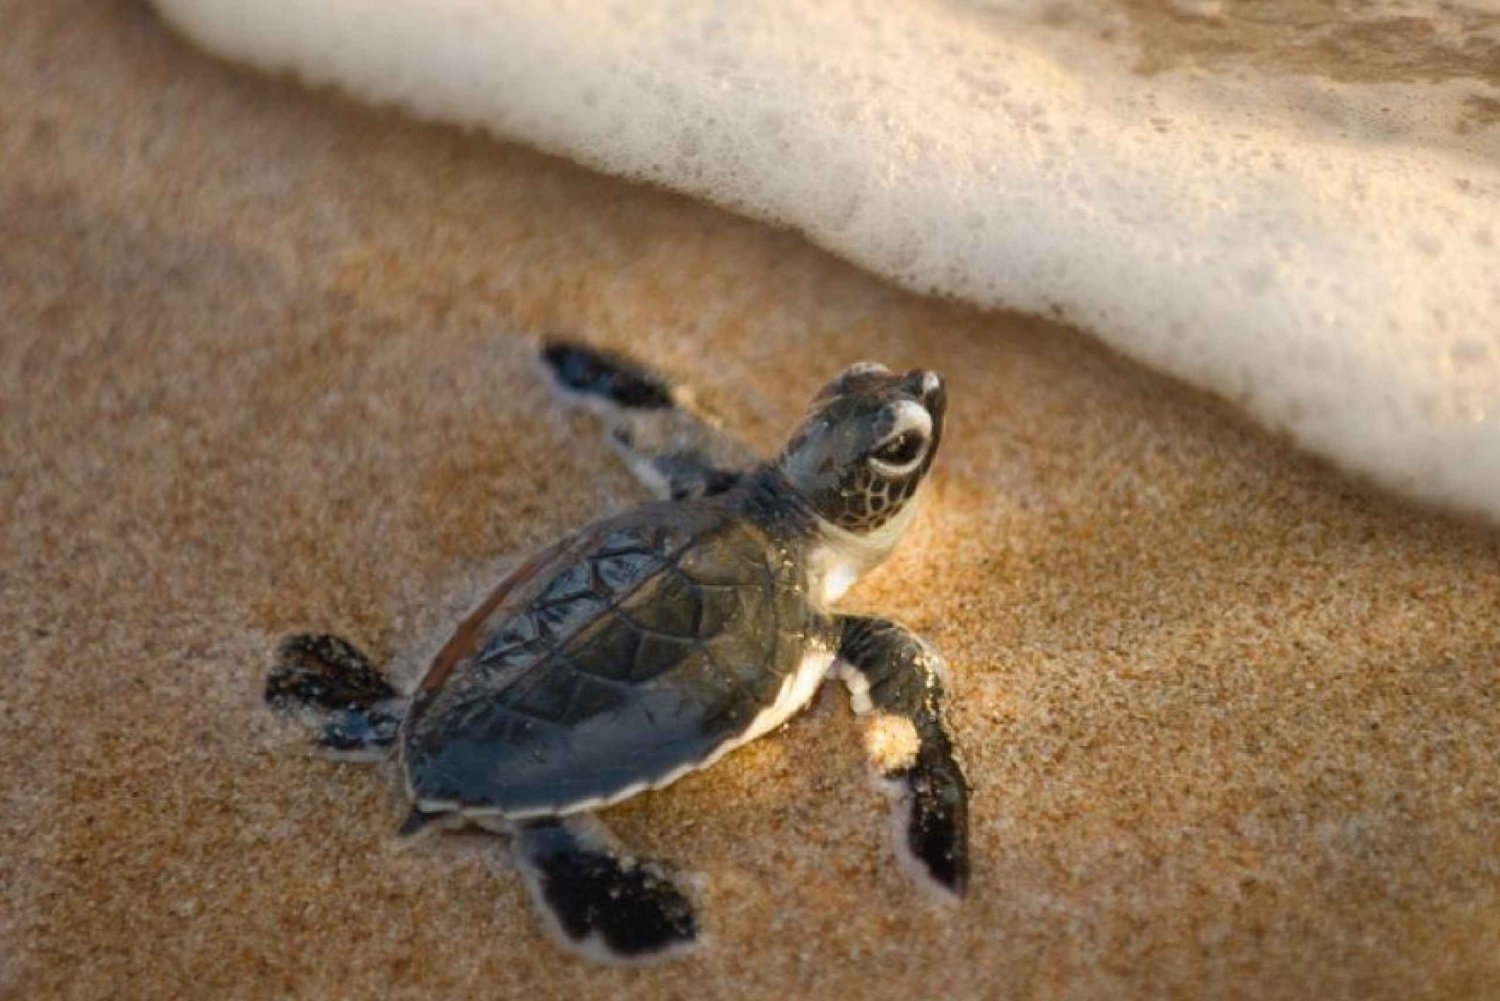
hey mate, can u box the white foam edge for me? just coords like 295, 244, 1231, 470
148, 0, 1500, 523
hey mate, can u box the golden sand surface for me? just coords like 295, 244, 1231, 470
4, 2, 1499, 998
1114, 0, 1500, 85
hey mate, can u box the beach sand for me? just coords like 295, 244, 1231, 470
4, 2, 1499, 998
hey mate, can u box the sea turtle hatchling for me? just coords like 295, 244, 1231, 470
266, 342, 970, 962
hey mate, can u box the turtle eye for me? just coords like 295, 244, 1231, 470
873, 431, 925, 467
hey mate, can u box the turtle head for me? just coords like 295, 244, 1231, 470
777, 362, 947, 536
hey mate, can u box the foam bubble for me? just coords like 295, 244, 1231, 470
151, 0, 1500, 520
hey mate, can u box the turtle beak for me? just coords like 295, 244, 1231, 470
905, 370, 946, 425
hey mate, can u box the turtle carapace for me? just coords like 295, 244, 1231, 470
267, 344, 970, 963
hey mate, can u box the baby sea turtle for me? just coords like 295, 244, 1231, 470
267, 343, 970, 962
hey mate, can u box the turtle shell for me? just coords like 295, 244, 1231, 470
401, 496, 818, 818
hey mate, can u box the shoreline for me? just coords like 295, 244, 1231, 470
4, 3, 1499, 999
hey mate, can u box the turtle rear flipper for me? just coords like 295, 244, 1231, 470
539, 340, 754, 500
266, 633, 406, 760
510, 815, 698, 964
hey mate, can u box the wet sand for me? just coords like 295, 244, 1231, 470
4, 2, 1499, 999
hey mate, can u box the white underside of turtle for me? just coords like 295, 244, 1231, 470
265, 342, 971, 963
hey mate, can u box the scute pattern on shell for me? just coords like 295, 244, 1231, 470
402, 497, 810, 816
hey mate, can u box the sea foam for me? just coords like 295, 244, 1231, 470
150, 0, 1500, 520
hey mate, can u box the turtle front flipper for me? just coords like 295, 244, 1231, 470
539, 340, 753, 500
835, 616, 971, 898
265, 633, 407, 760
509, 814, 698, 963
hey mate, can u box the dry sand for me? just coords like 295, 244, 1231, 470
4, 2, 1499, 999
